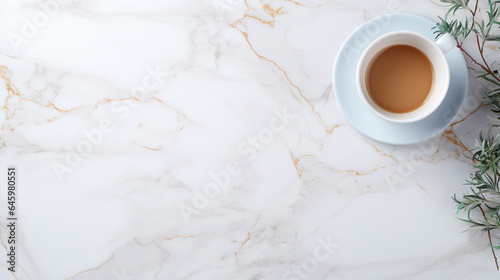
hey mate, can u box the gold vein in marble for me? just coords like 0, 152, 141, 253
65, 267, 98, 280
9, 271, 19, 280
442, 130, 473, 159
139, 145, 164, 151
364, 140, 398, 163
449, 103, 488, 127
290, 153, 386, 179
0, 65, 157, 133
326, 124, 344, 135
234, 214, 262, 264
283, 0, 326, 8
290, 152, 306, 179
411, 102, 487, 163
164, 235, 196, 241
63, 254, 114, 280
230, 1, 327, 130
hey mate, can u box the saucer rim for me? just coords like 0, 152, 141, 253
333, 13, 468, 145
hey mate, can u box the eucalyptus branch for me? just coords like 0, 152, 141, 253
435, 0, 500, 270
434, 0, 500, 83
479, 205, 500, 270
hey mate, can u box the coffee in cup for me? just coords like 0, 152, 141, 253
357, 31, 456, 123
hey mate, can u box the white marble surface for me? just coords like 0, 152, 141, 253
0, 0, 499, 279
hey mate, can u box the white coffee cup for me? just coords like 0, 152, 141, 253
356, 31, 456, 123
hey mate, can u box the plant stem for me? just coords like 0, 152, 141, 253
479, 205, 500, 271
472, 0, 479, 16
455, 42, 499, 80
436, 15, 494, 76
476, 34, 500, 82
468, 0, 500, 83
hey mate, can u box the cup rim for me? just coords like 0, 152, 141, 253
356, 30, 450, 124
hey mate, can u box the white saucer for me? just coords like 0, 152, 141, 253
333, 13, 468, 145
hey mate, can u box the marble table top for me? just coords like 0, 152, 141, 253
0, 0, 498, 279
